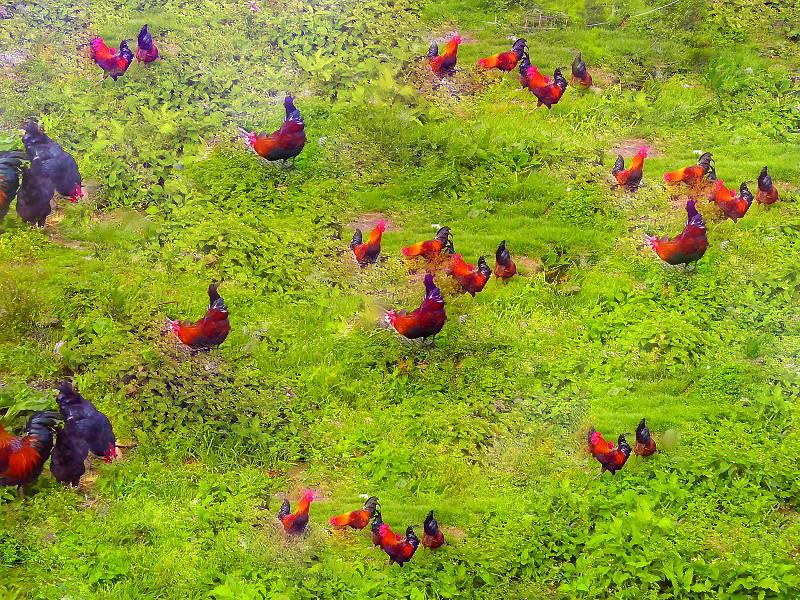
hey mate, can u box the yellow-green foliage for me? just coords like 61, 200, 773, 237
0, 0, 799, 598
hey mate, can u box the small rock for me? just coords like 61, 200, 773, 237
720, 240, 730, 250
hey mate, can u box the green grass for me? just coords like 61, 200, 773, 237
1, 0, 799, 598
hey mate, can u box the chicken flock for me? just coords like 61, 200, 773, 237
0, 24, 785, 568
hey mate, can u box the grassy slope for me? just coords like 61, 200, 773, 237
1, 0, 799, 598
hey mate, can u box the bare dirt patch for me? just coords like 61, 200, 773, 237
612, 138, 661, 158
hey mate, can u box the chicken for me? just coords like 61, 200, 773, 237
135, 24, 159, 64
21, 121, 83, 203
587, 428, 631, 475
278, 490, 314, 534
422, 510, 445, 549
646, 200, 709, 266
756, 166, 779, 207
519, 56, 568, 109
89, 37, 134, 80
494, 240, 517, 281
612, 146, 648, 191
172, 284, 231, 349
379, 524, 420, 566
371, 511, 389, 546
477, 39, 526, 71
0, 411, 60, 497
663, 152, 714, 187
570, 53, 592, 87
16, 164, 56, 226
351, 221, 386, 267
634, 418, 657, 458
0, 151, 25, 222
55, 382, 116, 462
241, 96, 306, 163
50, 425, 90, 487
428, 35, 462, 75
329, 496, 380, 529
386, 274, 447, 341
709, 181, 753, 222
402, 226, 451, 260
448, 254, 491, 296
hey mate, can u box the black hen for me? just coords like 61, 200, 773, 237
16, 162, 56, 226
50, 425, 90, 486
55, 382, 116, 462
0, 151, 25, 222
21, 121, 82, 201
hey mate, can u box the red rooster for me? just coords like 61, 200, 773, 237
646, 200, 709, 266
241, 96, 306, 163
387, 274, 447, 341
136, 25, 159, 64
756, 167, 779, 207
663, 152, 714, 187
278, 490, 314, 535
570, 53, 592, 87
422, 511, 445, 549
330, 496, 380, 529
709, 180, 753, 222
172, 284, 231, 349
587, 428, 631, 475
448, 254, 491, 296
429, 35, 462, 75
612, 146, 648, 191
0, 151, 24, 223
351, 221, 386, 267
519, 56, 568, 109
379, 524, 420, 567
634, 419, 657, 458
0, 412, 60, 497
90, 37, 134, 80
402, 226, 451, 260
494, 240, 517, 281
477, 39, 526, 72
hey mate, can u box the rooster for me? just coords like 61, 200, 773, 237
50, 425, 90, 487
90, 37, 134, 80
55, 382, 116, 463
634, 418, 657, 458
241, 96, 306, 163
278, 490, 314, 534
448, 254, 491, 296
422, 511, 445, 549
0, 151, 25, 222
330, 496, 380, 529
135, 24, 159, 64
379, 524, 420, 566
402, 226, 451, 260
172, 284, 231, 349
570, 53, 592, 87
477, 39, 526, 72
0, 412, 60, 497
494, 240, 517, 281
351, 221, 386, 267
756, 167, 779, 207
428, 35, 462, 75
587, 428, 631, 475
612, 146, 648, 191
709, 181, 753, 222
21, 121, 83, 203
663, 152, 714, 187
646, 200, 709, 266
371, 511, 389, 546
387, 274, 447, 341
519, 56, 567, 109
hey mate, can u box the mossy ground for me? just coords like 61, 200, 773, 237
0, 0, 799, 598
